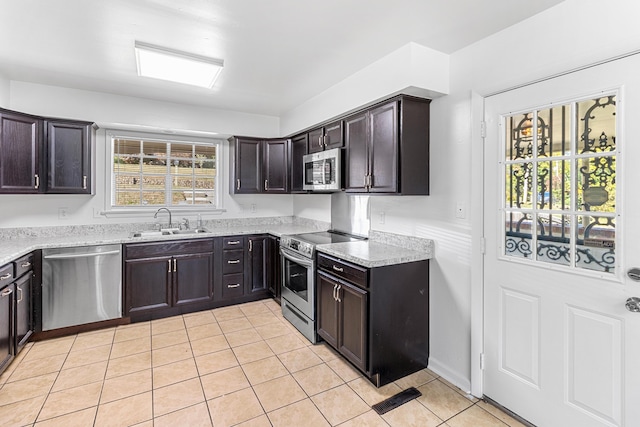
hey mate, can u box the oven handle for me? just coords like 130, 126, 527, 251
280, 247, 314, 268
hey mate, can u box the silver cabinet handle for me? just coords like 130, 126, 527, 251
227, 240, 241, 245
0, 288, 12, 297
83, 176, 87, 190
249, 239, 253, 252
228, 284, 240, 288
21, 262, 31, 268
167, 259, 171, 273
173, 259, 177, 273
227, 260, 241, 264
319, 136, 323, 148
626, 297, 640, 312
236, 179, 241, 191
265, 179, 268, 191
336, 284, 341, 303
332, 284, 338, 301
332, 265, 344, 273
0, 273, 11, 281
17, 286, 23, 303
35, 174, 39, 189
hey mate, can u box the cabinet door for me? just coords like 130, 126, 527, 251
369, 101, 398, 193
0, 284, 14, 370
338, 281, 368, 372
0, 111, 43, 193
267, 236, 281, 299
290, 134, 307, 193
344, 112, 369, 192
47, 121, 92, 194
323, 121, 344, 150
173, 252, 214, 306
14, 273, 32, 352
233, 138, 261, 193
125, 257, 172, 314
316, 272, 339, 348
246, 236, 268, 294
263, 139, 288, 193
307, 127, 324, 154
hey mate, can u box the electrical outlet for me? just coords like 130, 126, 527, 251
58, 207, 69, 220
379, 211, 385, 224
250, 203, 257, 213
455, 202, 466, 219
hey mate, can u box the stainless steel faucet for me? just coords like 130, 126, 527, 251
154, 208, 172, 229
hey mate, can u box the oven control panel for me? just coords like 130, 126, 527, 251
281, 236, 313, 257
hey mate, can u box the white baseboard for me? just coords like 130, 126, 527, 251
428, 356, 472, 395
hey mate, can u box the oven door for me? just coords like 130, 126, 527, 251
280, 246, 315, 320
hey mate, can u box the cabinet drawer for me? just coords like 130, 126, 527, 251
223, 250, 244, 274
14, 253, 34, 278
317, 253, 367, 288
222, 274, 244, 299
0, 263, 13, 284
223, 237, 244, 250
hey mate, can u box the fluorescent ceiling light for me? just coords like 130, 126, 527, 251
135, 41, 223, 88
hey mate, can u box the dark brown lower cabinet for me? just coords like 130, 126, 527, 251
14, 272, 33, 352
317, 269, 368, 372
0, 283, 14, 372
124, 239, 214, 317
267, 236, 281, 301
316, 252, 429, 387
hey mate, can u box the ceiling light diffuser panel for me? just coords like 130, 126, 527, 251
134, 41, 224, 88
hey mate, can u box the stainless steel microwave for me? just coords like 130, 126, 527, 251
303, 148, 342, 191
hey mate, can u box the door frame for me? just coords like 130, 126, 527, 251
470, 50, 640, 400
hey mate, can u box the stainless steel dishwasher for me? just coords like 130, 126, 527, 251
42, 245, 122, 331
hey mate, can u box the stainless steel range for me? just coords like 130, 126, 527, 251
280, 230, 365, 343
281, 192, 371, 343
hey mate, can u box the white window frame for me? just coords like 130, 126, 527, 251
103, 129, 226, 216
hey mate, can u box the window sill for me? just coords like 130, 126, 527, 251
95, 207, 227, 218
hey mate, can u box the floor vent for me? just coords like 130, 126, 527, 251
371, 387, 422, 415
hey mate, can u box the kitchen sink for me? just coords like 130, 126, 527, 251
171, 228, 209, 235
129, 228, 209, 238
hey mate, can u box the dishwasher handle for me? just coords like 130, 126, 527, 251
44, 249, 121, 260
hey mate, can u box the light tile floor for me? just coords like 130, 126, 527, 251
0, 299, 528, 427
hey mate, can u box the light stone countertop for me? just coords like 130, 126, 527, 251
316, 240, 433, 268
0, 223, 434, 268
0, 224, 320, 267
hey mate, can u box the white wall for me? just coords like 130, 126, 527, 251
292, 194, 332, 223
0, 82, 293, 228
0, 72, 9, 107
280, 42, 450, 136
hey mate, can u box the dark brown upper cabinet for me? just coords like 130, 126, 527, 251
46, 120, 95, 194
344, 96, 430, 195
0, 110, 43, 193
307, 120, 344, 154
263, 139, 288, 193
0, 108, 95, 195
230, 137, 289, 194
290, 134, 307, 193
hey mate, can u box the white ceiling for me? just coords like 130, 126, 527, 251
0, 0, 563, 116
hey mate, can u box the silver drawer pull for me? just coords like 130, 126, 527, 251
0, 288, 12, 297
0, 273, 11, 281
21, 262, 31, 268
227, 284, 240, 288
332, 265, 344, 272
227, 240, 241, 245
227, 260, 241, 264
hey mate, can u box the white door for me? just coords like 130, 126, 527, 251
484, 54, 640, 427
